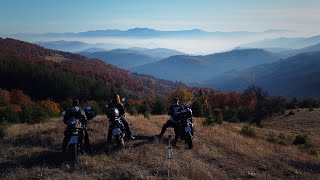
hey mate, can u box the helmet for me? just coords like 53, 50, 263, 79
106, 108, 120, 119
73, 99, 80, 106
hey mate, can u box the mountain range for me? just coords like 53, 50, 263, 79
5, 28, 290, 40
200, 51, 320, 98
34, 41, 121, 52
79, 48, 186, 69
132, 49, 280, 83
243, 35, 320, 49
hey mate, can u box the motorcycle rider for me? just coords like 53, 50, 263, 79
62, 99, 92, 154
107, 94, 135, 142
156, 97, 182, 143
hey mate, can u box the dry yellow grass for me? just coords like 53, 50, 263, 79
1, 111, 320, 179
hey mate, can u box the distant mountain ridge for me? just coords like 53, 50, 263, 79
5, 27, 291, 39
277, 43, 320, 58
35, 41, 118, 52
200, 51, 320, 98
243, 35, 320, 49
132, 49, 280, 83
79, 48, 186, 69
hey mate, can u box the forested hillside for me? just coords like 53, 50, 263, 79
0, 39, 181, 100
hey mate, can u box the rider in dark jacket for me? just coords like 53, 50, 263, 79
62, 99, 92, 154
157, 97, 182, 142
107, 94, 135, 142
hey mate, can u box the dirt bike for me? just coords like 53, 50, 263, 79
106, 108, 126, 148
176, 107, 194, 149
62, 105, 95, 160
63, 117, 85, 160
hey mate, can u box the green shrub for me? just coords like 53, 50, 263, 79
0, 124, 8, 138
293, 134, 311, 146
212, 108, 221, 116
224, 108, 240, 123
216, 113, 223, 124
238, 108, 253, 122
191, 100, 203, 117
127, 106, 138, 116
151, 97, 167, 115
241, 124, 256, 137
287, 110, 295, 116
203, 114, 215, 126
143, 111, 151, 119
1, 107, 20, 123
138, 103, 151, 115
277, 133, 287, 145
267, 132, 287, 145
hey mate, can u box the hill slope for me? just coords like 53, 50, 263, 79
278, 43, 320, 58
132, 49, 279, 83
81, 49, 160, 69
1, 113, 319, 179
201, 51, 320, 98
0, 38, 183, 98
80, 48, 186, 69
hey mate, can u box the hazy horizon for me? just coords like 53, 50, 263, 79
1, 0, 320, 54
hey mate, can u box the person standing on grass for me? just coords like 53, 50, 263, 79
107, 94, 135, 142
156, 97, 182, 143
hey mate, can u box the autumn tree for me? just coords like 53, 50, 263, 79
169, 87, 193, 106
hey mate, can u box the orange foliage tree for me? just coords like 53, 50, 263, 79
169, 87, 193, 106
40, 99, 60, 115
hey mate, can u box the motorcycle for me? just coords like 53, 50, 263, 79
176, 107, 194, 149
64, 117, 84, 160
62, 105, 95, 160
106, 108, 126, 148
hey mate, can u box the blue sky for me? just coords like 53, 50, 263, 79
1, 0, 320, 34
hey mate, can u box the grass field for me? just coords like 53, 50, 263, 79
1, 109, 320, 179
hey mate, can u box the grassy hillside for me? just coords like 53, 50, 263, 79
1, 111, 320, 179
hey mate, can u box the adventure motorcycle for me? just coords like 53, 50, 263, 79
62, 105, 95, 160
106, 108, 126, 148
176, 107, 194, 149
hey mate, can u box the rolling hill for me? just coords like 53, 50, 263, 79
0, 38, 183, 100
132, 49, 280, 83
277, 43, 320, 58
80, 48, 186, 69
200, 51, 320, 98
34, 40, 120, 53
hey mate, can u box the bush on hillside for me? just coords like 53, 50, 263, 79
223, 108, 239, 123
293, 134, 311, 146
287, 110, 295, 116
127, 106, 138, 116
241, 124, 256, 137
267, 132, 287, 145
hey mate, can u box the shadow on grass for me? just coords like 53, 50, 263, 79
132, 135, 156, 148
0, 151, 69, 174
1, 135, 60, 150
288, 159, 320, 174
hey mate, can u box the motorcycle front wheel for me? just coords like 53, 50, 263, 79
69, 144, 77, 161
184, 133, 193, 149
